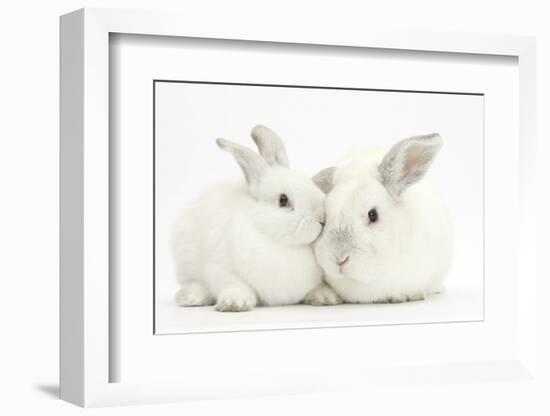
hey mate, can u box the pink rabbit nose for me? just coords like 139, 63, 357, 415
336, 255, 350, 267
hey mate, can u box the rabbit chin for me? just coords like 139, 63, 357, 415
320, 258, 381, 285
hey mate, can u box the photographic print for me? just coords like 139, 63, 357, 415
154, 80, 484, 334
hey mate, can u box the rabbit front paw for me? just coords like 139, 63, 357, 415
304, 284, 343, 306
215, 288, 257, 312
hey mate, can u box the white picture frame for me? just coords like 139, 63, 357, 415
60, 7, 537, 407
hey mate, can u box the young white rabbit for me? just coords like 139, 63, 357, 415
313, 133, 453, 303
173, 125, 341, 312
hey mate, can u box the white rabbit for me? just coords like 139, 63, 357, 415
313, 133, 453, 303
173, 125, 342, 312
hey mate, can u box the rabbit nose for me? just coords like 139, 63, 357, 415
335, 255, 350, 267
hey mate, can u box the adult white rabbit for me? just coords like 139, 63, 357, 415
173, 125, 341, 312
313, 133, 453, 303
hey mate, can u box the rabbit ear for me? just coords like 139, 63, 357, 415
378, 133, 442, 199
217, 138, 268, 186
313, 167, 336, 194
250, 125, 290, 167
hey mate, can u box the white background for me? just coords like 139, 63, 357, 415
155, 81, 485, 333
1, 1, 549, 415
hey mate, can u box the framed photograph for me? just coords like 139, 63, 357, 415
152, 79, 484, 334
60, 8, 538, 407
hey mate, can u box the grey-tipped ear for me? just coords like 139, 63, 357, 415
216, 138, 268, 186
250, 125, 290, 167
313, 167, 336, 194
378, 133, 442, 199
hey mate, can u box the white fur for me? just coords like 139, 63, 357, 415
314, 134, 453, 304
304, 283, 343, 306
173, 125, 339, 311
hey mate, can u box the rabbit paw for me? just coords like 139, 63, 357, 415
215, 288, 257, 312
406, 293, 425, 302
175, 281, 215, 307
304, 284, 343, 306
374, 293, 425, 304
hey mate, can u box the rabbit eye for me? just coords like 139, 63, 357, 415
279, 194, 289, 208
368, 208, 378, 223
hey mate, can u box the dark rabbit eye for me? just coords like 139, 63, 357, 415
279, 194, 289, 208
368, 208, 378, 223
